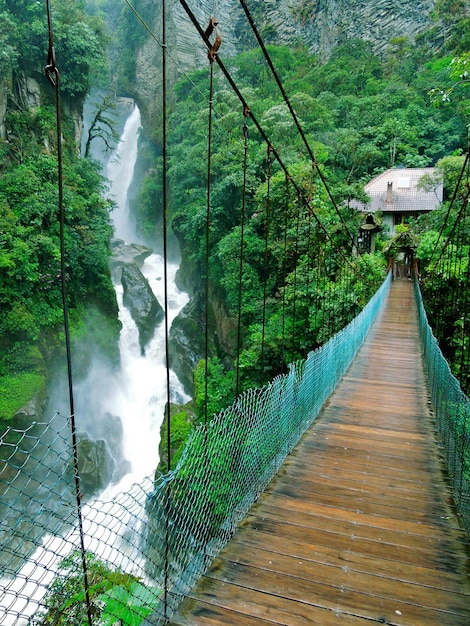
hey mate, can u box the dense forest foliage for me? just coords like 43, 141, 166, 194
144, 22, 470, 445
0, 1, 119, 428
1, 2, 469, 622
1, 0, 469, 436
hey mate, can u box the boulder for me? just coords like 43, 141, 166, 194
110, 240, 153, 281
168, 297, 208, 395
94, 412, 131, 485
13, 392, 47, 430
121, 263, 164, 354
76, 433, 115, 498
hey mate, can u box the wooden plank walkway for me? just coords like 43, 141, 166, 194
169, 280, 470, 625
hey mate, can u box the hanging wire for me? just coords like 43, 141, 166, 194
303, 166, 317, 348
204, 22, 218, 426
235, 106, 250, 397
289, 190, 302, 362
279, 175, 291, 372
44, 2, 92, 625
260, 144, 273, 384
237, 0, 358, 252
457, 195, 470, 391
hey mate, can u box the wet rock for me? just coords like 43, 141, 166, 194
13, 393, 47, 430
73, 414, 131, 497
168, 298, 206, 395
76, 433, 115, 498
94, 412, 131, 485
110, 240, 153, 281
121, 263, 164, 354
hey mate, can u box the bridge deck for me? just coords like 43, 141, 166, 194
169, 280, 470, 625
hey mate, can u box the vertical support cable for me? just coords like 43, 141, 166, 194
161, 0, 173, 619
280, 175, 291, 373
290, 190, 301, 363
458, 192, 470, 395
303, 167, 316, 350
260, 144, 273, 384
204, 57, 215, 428
235, 106, 250, 397
44, 2, 92, 625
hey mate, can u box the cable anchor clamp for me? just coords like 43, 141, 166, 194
45, 42, 60, 87
205, 16, 222, 63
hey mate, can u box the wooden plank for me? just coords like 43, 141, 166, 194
213, 545, 470, 612
172, 579, 377, 626
228, 533, 469, 594
256, 496, 465, 541
198, 560, 470, 625
234, 515, 463, 572
169, 281, 470, 625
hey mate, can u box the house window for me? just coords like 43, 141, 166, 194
357, 229, 372, 253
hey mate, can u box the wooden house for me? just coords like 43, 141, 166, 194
351, 167, 444, 266
352, 167, 443, 235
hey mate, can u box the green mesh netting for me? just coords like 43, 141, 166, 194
0, 273, 391, 626
415, 278, 470, 537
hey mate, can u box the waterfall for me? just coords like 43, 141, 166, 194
0, 104, 190, 625
106, 106, 141, 244
102, 104, 189, 488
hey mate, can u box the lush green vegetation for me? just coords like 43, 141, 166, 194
0, 1, 119, 428
33, 550, 160, 625
414, 154, 470, 394
0, 0, 107, 100
151, 32, 469, 436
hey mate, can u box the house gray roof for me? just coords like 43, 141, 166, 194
352, 167, 444, 213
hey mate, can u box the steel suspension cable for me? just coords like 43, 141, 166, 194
428, 146, 470, 271
260, 144, 273, 385
161, 0, 173, 619
177, 0, 366, 286
237, 0, 358, 252
235, 107, 250, 397
204, 42, 217, 425
434, 182, 470, 334
44, 2, 92, 624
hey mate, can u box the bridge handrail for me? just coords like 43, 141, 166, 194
144, 271, 392, 621
0, 273, 392, 625
414, 278, 470, 537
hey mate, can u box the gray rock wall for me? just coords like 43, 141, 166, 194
266, 0, 435, 57
132, 0, 435, 128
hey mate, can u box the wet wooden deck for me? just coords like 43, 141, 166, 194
169, 280, 470, 625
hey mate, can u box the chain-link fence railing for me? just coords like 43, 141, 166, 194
415, 278, 470, 537
1, 273, 391, 625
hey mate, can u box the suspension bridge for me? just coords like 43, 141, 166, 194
2, 270, 469, 625
168, 279, 470, 625
1, 1, 470, 625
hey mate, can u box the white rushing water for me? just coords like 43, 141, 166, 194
107, 106, 141, 243
0, 104, 190, 625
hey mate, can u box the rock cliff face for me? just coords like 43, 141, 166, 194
264, 0, 435, 58
133, 0, 435, 124
128, 0, 436, 386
